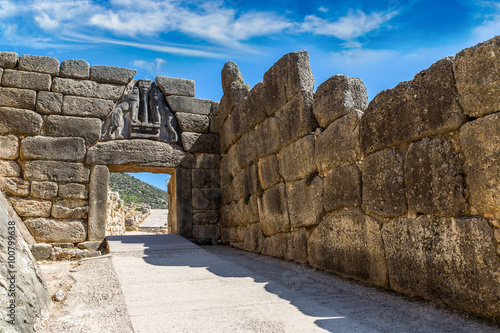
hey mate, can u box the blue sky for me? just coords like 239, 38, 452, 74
1, 0, 498, 189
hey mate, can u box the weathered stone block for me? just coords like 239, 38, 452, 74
406, 137, 466, 216
459, 113, 500, 217
253, 116, 281, 159
24, 217, 87, 243
21, 136, 86, 161
231, 164, 260, 202
0, 160, 20, 177
0, 107, 43, 135
176, 112, 209, 133
262, 235, 284, 258
221, 227, 238, 243
308, 209, 388, 286
87, 140, 195, 169
175, 168, 193, 238
324, 164, 361, 212
313, 75, 368, 128
59, 183, 88, 200
361, 57, 466, 155
221, 195, 259, 227
0, 52, 18, 69
31, 243, 53, 260
284, 230, 309, 264
192, 188, 220, 210
382, 215, 500, 317
60, 59, 90, 79
258, 183, 291, 236
62, 96, 114, 118
192, 169, 220, 188
258, 154, 282, 190
278, 134, 315, 182
316, 110, 362, 173
0, 177, 30, 196
156, 76, 194, 97
193, 225, 220, 240
181, 132, 219, 154
454, 36, 500, 118
193, 210, 220, 225
210, 114, 221, 134
36, 91, 63, 114
52, 78, 125, 101
361, 149, 407, 218
0, 135, 19, 159
196, 153, 220, 169
287, 177, 323, 228
263, 50, 314, 115
1, 69, 51, 91
88, 165, 109, 241
90, 65, 136, 85
19, 54, 59, 76
31, 181, 58, 199
9, 197, 52, 217
24, 161, 90, 182
243, 223, 265, 253
52, 199, 88, 219
166, 96, 212, 115
276, 90, 317, 148
0, 87, 36, 109
44, 115, 102, 144
76, 240, 105, 251
222, 61, 244, 95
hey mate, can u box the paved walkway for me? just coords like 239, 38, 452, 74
107, 233, 499, 333
138, 209, 168, 230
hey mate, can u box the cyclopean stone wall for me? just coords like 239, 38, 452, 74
0, 53, 221, 248
218, 36, 500, 320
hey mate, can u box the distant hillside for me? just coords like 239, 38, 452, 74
109, 173, 168, 209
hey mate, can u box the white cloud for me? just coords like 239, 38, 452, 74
0, 0, 17, 18
131, 58, 167, 73
318, 6, 329, 13
470, 1, 500, 43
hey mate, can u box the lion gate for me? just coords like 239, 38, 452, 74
0, 54, 221, 249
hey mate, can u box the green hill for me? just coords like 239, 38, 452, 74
109, 173, 169, 209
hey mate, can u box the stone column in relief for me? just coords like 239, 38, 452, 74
175, 168, 193, 238
88, 165, 109, 241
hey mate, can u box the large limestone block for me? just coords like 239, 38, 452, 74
313, 75, 368, 128
0, 87, 36, 110
286, 176, 324, 228
31, 181, 58, 199
21, 136, 86, 161
36, 91, 63, 114
60, 59, 90, 79
230, 82, 268, 142
382, 215, 500, 317
324, 164, 361, 212
166, 96, 212, 115
174, 168, 193, 238
258, 183, 291, 236
1, 69, 51, 91
90, 65, 136, 84
156, 76, 194, 97
0, 160, 20, 177
0, 177, 30, 196
361, 148, 407, 218
196, 153, 220, 169
230, 164, 260, 202
192, 188, 220, 210
454, 36, 500, 118
276, 90, 317, 148
243, 223, 265, 253
253, 116, 281, 160
62, 96, 114, 118
58, 183, 88, 200
24, 161, 90, 182
405, 137, 466, 216
24, 217, 87, 243
19, 54, 59, 76
219, 82, 250, 126
258, 154, 282, 190
192, 169, 220, 188
221, 195, 259, 227
193, 225, 220, 240
262, 235, 284, 258
361, 57, 466, 155
176, 112, 209, 133
87, 140, 195, 169
44, 115, 101, 144
181, 132, 219, 154
0, 51, 18, 69
52, 78, 125, 101
263, 50, 314, 116
459, 113, 500, 217
221, 61, 244, 95
88, 165, 109, 240
0, 107, 42, 135
315, 110, 362, 173
278, 134, 315, 182
284, 230, 309, 263
193, 210, 220, 225
308, 209, 388, 286
9, 197, 52, 217
0, 135, 19, 159
52, 199, 88, 219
